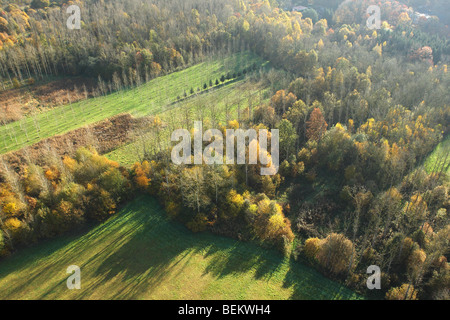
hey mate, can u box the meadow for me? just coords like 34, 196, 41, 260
106, 78, 271, 165
423, 135, 450, 175
0, 195, 361, 300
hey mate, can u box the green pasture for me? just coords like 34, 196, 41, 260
0, 195, 361, 300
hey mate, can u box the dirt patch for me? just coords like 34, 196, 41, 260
0, 77, 97, 125
0, 113, 151, 176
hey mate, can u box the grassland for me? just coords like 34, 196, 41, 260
106, 79, 271, 165
423, 135, 450, 175
0, 52, 263, 154
0, 195, 360, 300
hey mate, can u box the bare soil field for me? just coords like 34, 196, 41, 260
0, 113, 149, 177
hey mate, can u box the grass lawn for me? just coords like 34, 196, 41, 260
0, 52, 263, 155
0, 195, 361, 300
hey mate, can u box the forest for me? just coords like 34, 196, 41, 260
0, 0, 448, 300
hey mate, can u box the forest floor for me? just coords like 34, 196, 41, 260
0, 195, 361, 300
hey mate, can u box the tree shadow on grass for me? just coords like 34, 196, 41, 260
89, 210, 286, 299
86, 196, 291, 299
194, 240, 285, 283
0, 221, 106, 299
282, 258, 361, 300
0, 195, 360, 300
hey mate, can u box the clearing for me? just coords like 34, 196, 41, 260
0, 52, 262, 154
423, 135, 449, 175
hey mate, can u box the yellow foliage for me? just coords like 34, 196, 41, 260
372, 44, 382, 57
63, 156, 77, 172
45, 168, 59, 181
386, 284, 418, 300
4, 217, 22, 231
3, 202, 16, 215
317, 39, 324, 49
166, 201, 181, 218
228, 119, 240, 129
304, 237, 321, 260
135, 175, 150, 188
257, 198, 271, 216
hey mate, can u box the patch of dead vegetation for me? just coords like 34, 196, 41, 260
0, 113, 151, 177
0, 77, 97, 125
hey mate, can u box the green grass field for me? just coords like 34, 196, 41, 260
0, 52, 263, 155
423, 135, 450, 175
0, 195, 360, 300
106, 79, 271, 165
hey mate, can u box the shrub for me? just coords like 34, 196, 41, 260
316, 233, 354, 275
165, 201, 181, 218
303, 237, 321, 260
12, 77, 20, 89
85, 186, 116, 221
186, 213, 208, 232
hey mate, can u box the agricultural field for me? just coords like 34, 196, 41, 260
0, 195, 360, 300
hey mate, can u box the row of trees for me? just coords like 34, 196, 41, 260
0, 147, 131, 253
2, 0, 447, 88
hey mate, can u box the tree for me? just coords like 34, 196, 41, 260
85, 186, 116, 221
386, 284, 418, 300
253, 198, 293, 244
306, 108, 328, 141
278, 119, 298, 159
31, 0, 50, 9
302, 8, 319, 24
270, 90, 297, 116
317, 233, 354, 275
179, 167, 210, 214
0, 17, 8, 33
304, 237, 321, 260
0, 230, 5, 256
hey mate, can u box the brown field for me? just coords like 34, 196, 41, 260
0, 77, 97, 125
0, 113, 150, 177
